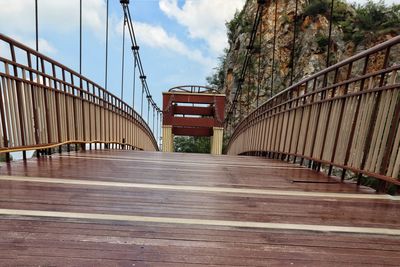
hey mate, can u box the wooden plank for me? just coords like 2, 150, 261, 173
0, 150, 399, 265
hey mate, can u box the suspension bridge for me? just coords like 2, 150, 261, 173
0, 0, 399, 265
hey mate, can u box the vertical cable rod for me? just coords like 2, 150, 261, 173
270, 0, 278, 97
132, 50, 137, 108
79, 0, 82, 75
152, 107, 155, 133
147, 98, 150, 123
156, 111, 159, 145
121, 18, 126, 99
105, 0, 109, 89
256, 5, 263, 107
326, 0, 334, 68
35, 0, 39, 52
290, 0, 299, 85
141, 80, 144, 117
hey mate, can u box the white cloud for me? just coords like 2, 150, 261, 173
116, 20, 214, 67
0, 0, 106, 36
351, 0, 399, 5
159, 0, 246, 55
32, 38, 58, 55
4, 33, 57, 55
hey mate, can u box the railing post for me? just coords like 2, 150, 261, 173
27, 52, 40, 147
10, 44, 26, 160
343, 55, 370, 172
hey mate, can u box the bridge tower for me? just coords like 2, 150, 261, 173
162, 86, 225, 154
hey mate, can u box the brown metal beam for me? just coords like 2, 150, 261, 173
173, 106, 213, 116
173, 127, 213, 137
164, 93, 224, 104
168, 117, 215, 128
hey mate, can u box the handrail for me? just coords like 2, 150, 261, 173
0, 34, 158, 153
227, 36, 400, 188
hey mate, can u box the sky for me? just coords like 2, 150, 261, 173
0, 0, 398, 126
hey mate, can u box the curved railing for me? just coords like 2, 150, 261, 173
227, 36, 400, 186
0, 34, 158, 154
168, 85, 221, 94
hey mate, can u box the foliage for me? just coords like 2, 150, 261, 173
226, 11, 242, 46
226, 9, 253, 46
334, 1, 400, 45
206, 55, 226, 90
316, 33, 329, 51
174, 136, 211, 153
302, 0, 400, 45
303, 0, 330, 17
331, 0, 350, 22
355, 1, 399, 31
0, 153, 12, 162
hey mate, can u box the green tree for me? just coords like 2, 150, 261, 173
174, 136, 211, 153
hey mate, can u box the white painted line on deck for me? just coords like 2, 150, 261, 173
0, 175, 398, 201
58, 155, 306, 170
0, 208, 399, 236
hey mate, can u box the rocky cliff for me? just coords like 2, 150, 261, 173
211, 0, 400, 122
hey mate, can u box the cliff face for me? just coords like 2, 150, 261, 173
219, 0, 400, 121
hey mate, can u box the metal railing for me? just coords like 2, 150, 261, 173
168, 85, 221, 94
227, 36, 400, 187
0, 34, 158, 155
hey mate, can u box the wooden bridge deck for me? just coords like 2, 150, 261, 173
0, 150, 399, 266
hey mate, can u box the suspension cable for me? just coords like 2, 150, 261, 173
121, 17, 126, 99
247, 57, 251, 116
35, 0, 38, 52
326, 0, 334, 68
147, 97, 150, 123
158, 111, 161, 146
79, 0, 82, 75
256, 5, 263, 108
120, 1, 162, 119
226, 1, 265, 126
239, 90, 242, 121
152, 107, 155, 133
105, 0, 109, 89
35, 0, 39, 74
140, 77, 145, 117
290, 0, 299, 85
270, 0, 278, 96
156, 111, 159, 144
132, 47, 137, 109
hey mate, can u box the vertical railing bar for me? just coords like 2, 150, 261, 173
27, 51, 40, 146
309, 73, 329, 168
0, 66, 10, 161
301, 77, 317, 166
288, 85, 301, 159
71, 73, 78, 146
319, 67, 340, 163
40, 58, 52, 147
52, 63, 62, 150
330, 62, 353, 176
10, 44, 26, 159
360, 46, 392, 175
343, 55, 370, 174
61, 69, 71, 152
